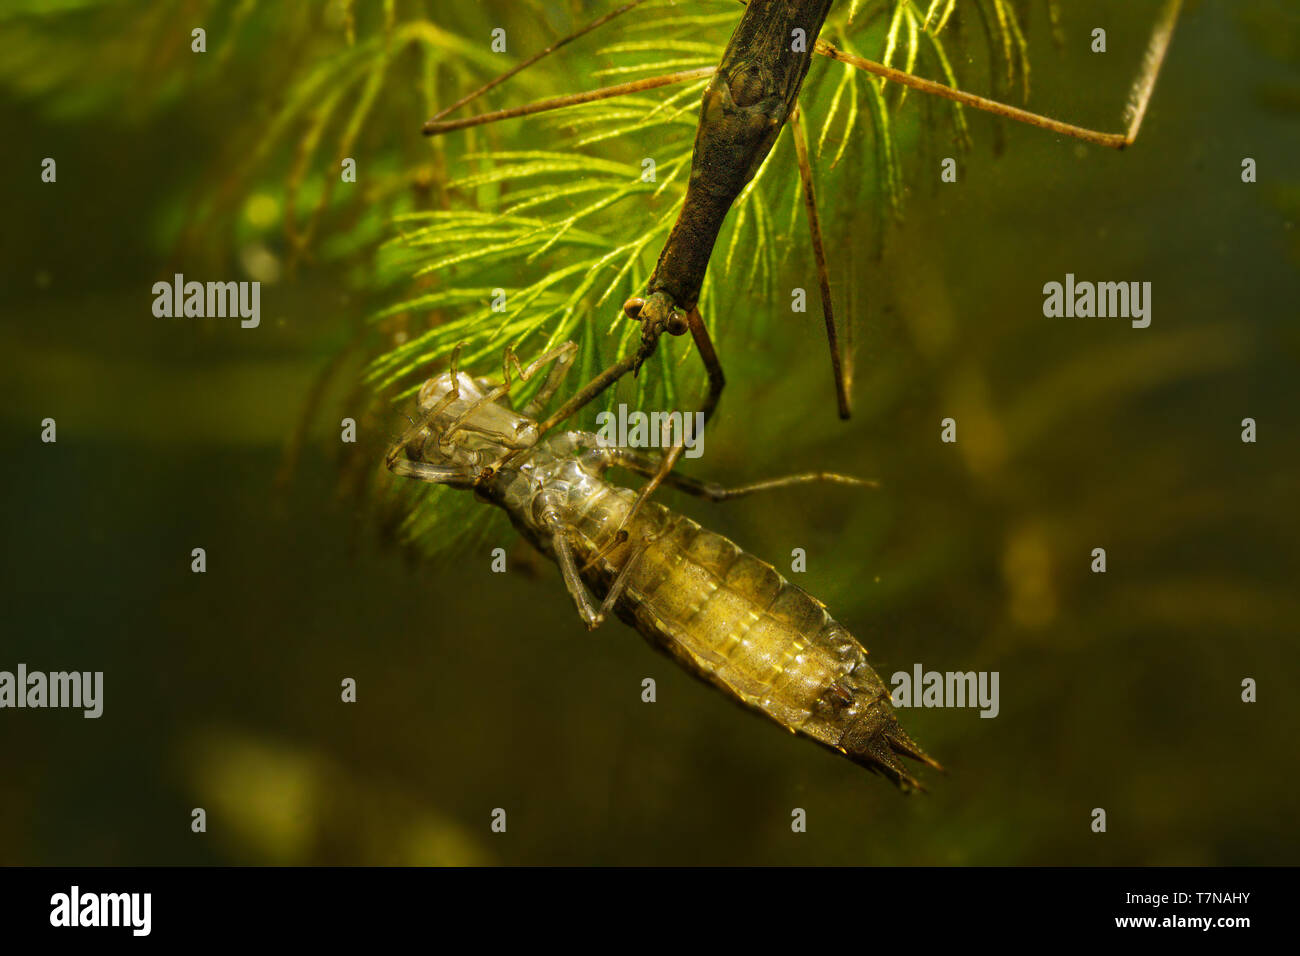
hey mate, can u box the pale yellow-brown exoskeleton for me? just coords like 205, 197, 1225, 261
386, 342, 940, 790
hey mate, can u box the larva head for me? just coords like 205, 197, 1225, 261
389, 370, 540, 484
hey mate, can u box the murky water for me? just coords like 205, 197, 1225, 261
1, 0, 1296, 865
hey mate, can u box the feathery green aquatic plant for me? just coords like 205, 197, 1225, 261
0, 0, 1049, 556
360, 0, 1038, 552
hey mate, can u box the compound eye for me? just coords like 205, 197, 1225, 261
622, 297, 645, 320
666, 310, 690, 335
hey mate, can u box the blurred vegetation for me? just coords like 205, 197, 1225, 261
0, 0, 1296, 865
3, 0, 1054, 554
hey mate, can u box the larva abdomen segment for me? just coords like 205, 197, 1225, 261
613, 515, 857, 723
599, 506, 936, 788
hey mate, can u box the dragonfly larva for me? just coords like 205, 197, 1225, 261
386, 343, 940, 790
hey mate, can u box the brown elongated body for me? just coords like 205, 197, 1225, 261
387, 366, 938, 789
643, 0, 834, 321
420, 0, 1183, 424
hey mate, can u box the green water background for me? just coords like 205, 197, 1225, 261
1, 0, 1297, 864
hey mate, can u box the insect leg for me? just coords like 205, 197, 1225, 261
547, 519, 604, 629
384, 355, 466, 470
815, 0, 1182, 149
501, 341, 579, 419
423, 67, 716, 136
569, 308, 721, 571
790, 108, 851, 420
535, 351, 641, 436
594, 531, 654, 622
536, 308, 721, 563
569, 310, 718, 574
540, 496, 650, 631
685, 306, 725, 429
467, 341, 581, 466
536, 294, 716, 440
387, 459, 480, 484
604, 449, 877, 501
427, 0, 653, 123
604, 303, 729, 535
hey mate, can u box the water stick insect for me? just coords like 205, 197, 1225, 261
423, 0, 1185, 430
385, 341, 941, 790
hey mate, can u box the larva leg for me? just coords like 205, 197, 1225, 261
386, 459, 480, 484
545, 509, 605, 630
543, 499, 651, 631
444, 341, 579, 442
594, 532, 654, 619
500, 340, 578, 418
385, 351, 466, 471
604, 449, 876, 501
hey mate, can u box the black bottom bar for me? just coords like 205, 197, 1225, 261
0, 866, 1284, 943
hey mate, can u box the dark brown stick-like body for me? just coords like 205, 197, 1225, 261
644, 0, 833, 316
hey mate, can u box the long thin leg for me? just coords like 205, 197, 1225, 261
594, 533, 654, 621
508, 341, 578, 418
1119, 0, 1184, 145
392, 341, 575, 475
567, 304, 727, 578
387, 459, 479, 483
536, 350, 640, 436
686, 306, 725, 429
543, 500, 652, 631
604, 449, 877, 500
790, 108, 851, 420
814, 0, 1183, 149
530, 299, 717, 443
559, 307, 721, 572
448, 340, 578, 443
579, 444, 874, 575
429, 0, 1180, 147
385, 351, 467, 471
428, 0, 652, 123
547, 515, 604, 629
607, 305, 727, 540
423, 67, 715, 136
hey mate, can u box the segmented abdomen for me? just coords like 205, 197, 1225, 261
570, 488, 889, 754
543, 474, 935, 787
